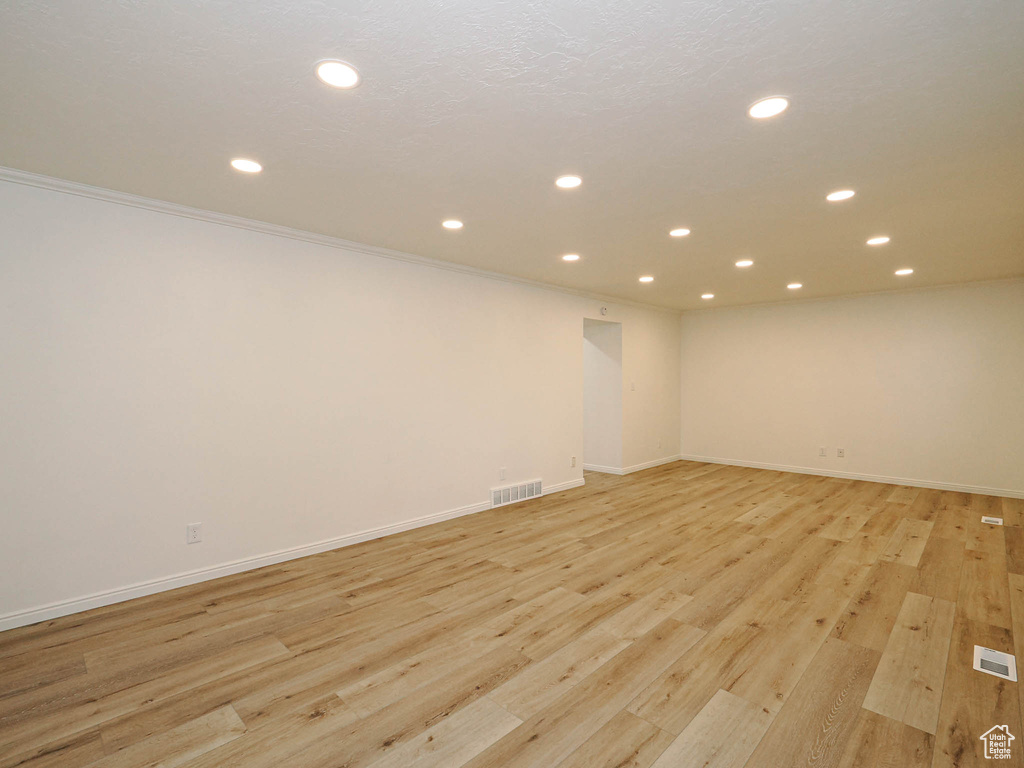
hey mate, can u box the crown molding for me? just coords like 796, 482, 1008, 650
0, 166, 680, 316
681, 274, 1024, 315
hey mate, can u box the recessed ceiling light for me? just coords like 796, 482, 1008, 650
639, 276, 654, 283
735, 259, 754, 268
669, 228, 691, 237
701, 293, 714, 300
316, 60, 360, 89
788, 283, 803, 289
442, 220, 463, 230
826, 190, 855, 202
895, 268, 914, 276
562, 254, 580, 262
555, 175, 582, 189
230, 158, 262, 173
867, 236, 890, 245
748, 96, 789, 119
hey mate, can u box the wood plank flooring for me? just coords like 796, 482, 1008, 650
1, 461, 1022, 767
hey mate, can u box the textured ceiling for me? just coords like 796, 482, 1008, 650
1, 0, 1022, 310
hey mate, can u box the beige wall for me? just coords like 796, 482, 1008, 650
0, 178, 681, 628
583, 320, 623, 471
680, 280, 1024, 495
622, 306, 682, 471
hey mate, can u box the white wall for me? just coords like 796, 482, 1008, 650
680, 280, 1024, 496
0, 176, 681, 628
583, 320, 623, 471
623, 309, 681, 471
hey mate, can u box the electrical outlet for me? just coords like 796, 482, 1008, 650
500, 467, 506, 481
571, 456, 576, 468
837, 448, 845, 458
819, 447, 827, 457
186, 523, 202, 544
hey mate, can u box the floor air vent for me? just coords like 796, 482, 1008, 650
981, 516, 1004, 525
974, 646, 1017, 681
492, 480, 542, 508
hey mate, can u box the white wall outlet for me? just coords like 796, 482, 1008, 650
499, 467, 506, 481
819, 447, 827, 457
186, 523, 202, 544
837, 448, 845, 458
571, 456, 576, 468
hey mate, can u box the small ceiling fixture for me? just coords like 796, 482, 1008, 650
442, 220, 463, 230
562, 254, 580, 262
787, 283, 803, 289
748, 96, 789, 119
826, 190, 855, 202
230, 158, 262, 173
867, 236, 890, 245
639, 276, 654, 283
895, 268, 914, 276
701, 293, 714, 300
316, 60, 360, 89
555, 175, 582, 189
735, 259, 754, 268
669, 228, 691, 237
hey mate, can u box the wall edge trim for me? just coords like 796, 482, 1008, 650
622, 455, 683, 474
678, 454, 1024, 499
0, 166, 679, 316
582, 463, 624, 475
544, 478, 587, 493
0, 476, 590, 631
583, 455, 682, 476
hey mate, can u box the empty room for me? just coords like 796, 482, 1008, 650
2, 1, 1024, 767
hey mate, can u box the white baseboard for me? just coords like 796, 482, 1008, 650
678, 454, 1024, 499
583, 463, 623, 475
544, 478, 587, 493
623, 455, 683, 474
0, 500, 485, 632
0, 477, 593, 632
584, 455, 682, 476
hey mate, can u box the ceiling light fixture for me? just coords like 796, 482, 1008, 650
555, 175, 582, 189
701, 293, 714, 300
867, 236, 890, 245
826, 190, 855, 202
639, 276, 654, 283
316, 60, 361, 89
748, 96, 789, 119
562, 254, 580, 262
735, 259, 754, 268
230, 158, 262, 173
895, 268, 914, 276
442, 220, 463, 230
669, 228, 691, 237
788, 283, 803, 289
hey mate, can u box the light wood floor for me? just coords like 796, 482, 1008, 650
2, 461, 1023, 767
